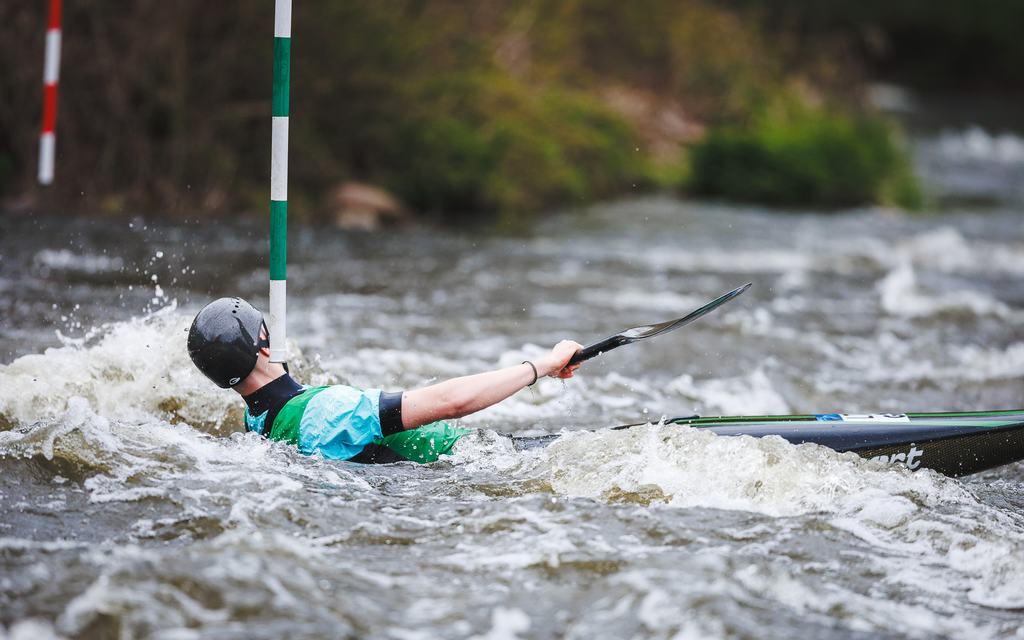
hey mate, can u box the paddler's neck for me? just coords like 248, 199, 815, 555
240, 371, 303, 420
233, 359, 288, 396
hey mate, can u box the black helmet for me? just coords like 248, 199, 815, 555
187, 297, 269, 388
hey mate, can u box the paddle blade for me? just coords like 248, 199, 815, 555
568, 282, 752, 365
621, 282, 752, 340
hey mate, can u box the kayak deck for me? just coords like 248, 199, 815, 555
512, 410, 1024, 477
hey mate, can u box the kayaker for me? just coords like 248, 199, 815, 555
186, 297, 582, 463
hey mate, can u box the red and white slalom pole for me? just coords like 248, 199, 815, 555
38, 0, 63, 186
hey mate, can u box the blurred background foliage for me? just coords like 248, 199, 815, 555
1, 0, 1020, 220
690, 101, 922, 209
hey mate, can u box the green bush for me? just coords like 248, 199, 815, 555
379, 73, 649, 220
689, 109, 921, 209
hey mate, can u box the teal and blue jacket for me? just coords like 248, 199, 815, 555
242, 374, 468, 463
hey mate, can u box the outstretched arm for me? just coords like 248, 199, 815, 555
399, 340, 583, 429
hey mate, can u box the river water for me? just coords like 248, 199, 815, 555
1, 195, 1023, 639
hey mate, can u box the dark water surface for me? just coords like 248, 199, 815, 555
1, 198, 1023, 639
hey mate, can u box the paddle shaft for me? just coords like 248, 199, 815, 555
567, 335, 629, 365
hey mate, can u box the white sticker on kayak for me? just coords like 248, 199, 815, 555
816, 413, 910, 423
870, 445, 924, 470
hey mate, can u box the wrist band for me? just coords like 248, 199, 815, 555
522, 360, 539, 386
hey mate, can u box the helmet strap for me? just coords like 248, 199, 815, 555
258, 320, 286, 372
258, 320, 271, 349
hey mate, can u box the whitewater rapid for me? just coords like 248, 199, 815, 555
1, 200, 1023, 639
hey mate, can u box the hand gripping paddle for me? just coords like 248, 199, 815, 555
567, 282, 752, 366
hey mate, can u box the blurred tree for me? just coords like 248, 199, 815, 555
6, 0, 993, 218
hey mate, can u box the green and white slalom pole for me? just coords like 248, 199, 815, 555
269, 0, 291, 363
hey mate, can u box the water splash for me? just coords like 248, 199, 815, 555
455, 424, 1024, 611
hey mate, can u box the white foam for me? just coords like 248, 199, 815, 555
441, 503, 581, 571
0, 308, 239, 431
666, 368, 790, 415
468, 608, 531, 640
639, 246, 815, 274
0, 619, 67, 640
877, 262, 1013, 319
0, 389, 369, 527
951, 342, 1024, 381
901, 227, 1024, 275
578, 289, 704, 313
450, 423, 1024, 613
33, 249, 124, 273
512, 425, 896, 516
935, 126, 1024, 165
53, 528, 369, 638
732, 560, 990, 637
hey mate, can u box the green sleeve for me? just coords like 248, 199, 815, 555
376, 421, 471, 463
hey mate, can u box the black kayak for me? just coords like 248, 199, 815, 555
512, 410, 1024, 477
